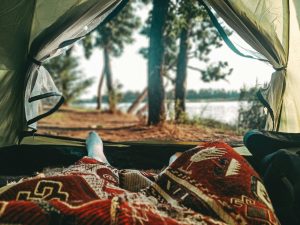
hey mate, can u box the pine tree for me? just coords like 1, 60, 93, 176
147, 0, 170, 125
168, 0, 233, 121
141, 0, 232, 123
82, 1, 141, 112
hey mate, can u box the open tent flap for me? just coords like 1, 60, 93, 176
281, 0, 300, 132
25, 0, 123, 130
0, 0, 125, 147
203, 0, 300, 132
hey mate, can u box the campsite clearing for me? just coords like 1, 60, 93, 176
38, 107, 242, 144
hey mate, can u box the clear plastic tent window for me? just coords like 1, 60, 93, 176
25, 65, 63, 130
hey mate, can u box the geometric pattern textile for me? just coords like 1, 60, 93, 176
143, 142, 280, 225
0, 142, 279, 225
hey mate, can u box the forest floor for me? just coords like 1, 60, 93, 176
39, 106, 243, 145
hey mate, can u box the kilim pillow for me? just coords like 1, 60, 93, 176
148, 142, 280, 225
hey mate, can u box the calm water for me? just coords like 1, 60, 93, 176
76, 101, 246, 125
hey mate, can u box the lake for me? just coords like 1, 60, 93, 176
75, 101, 246, 125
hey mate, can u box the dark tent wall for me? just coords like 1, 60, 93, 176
0, 0, 36, 146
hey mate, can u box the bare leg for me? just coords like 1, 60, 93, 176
86, 131, 110, 165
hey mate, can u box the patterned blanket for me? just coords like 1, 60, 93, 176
0, 142, 279, 225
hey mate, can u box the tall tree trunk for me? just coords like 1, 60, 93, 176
127, 87, 147, 114
103, 46, 116, 112
147, 0, 170, 125
175, 24, 190, 121
96, 68, 105, 110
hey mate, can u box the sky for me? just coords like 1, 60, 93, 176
74, 27, 274, 99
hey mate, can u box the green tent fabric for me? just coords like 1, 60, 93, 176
203, 0, 300, 132
0, 0, 123, 147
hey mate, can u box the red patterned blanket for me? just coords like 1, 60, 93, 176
0, 142, 279, 225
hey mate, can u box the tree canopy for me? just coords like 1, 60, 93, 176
81, 0, 141, 111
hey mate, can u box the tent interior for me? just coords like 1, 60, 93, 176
0, 0, 300, 224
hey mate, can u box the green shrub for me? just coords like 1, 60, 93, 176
238, 84, 267, 132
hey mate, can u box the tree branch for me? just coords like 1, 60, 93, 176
187, 65, 202, 73
163, 73, 175, 83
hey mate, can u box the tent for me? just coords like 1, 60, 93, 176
0, 1, 299, 224
0, 0, 298, 163
1, 0, 299, 149
0, 0, 298, 161
0, 0, 128, 147
0, 0, 298, 169
202, 0, 300, 133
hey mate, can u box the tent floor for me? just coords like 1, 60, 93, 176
0, 134, 256, 185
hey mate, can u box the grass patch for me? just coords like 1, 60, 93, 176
191, 117, 236, 130
47, 112, 65, 120
66, 105, 99, 112
171, 115, 236, 131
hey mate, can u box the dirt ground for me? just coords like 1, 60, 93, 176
39, 107, 243, 144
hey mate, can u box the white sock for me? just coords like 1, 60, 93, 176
169, 152, 182, 165
86, 131, 109, 164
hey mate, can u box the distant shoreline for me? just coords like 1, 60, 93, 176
75, 98, 241, 104
183, 98, 240, 103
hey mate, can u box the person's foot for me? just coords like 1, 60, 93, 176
169, 152, 183, 165
86, 131, 109, 164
